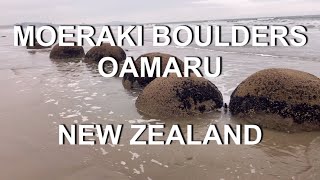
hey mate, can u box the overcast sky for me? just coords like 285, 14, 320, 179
1, 0, 319, 25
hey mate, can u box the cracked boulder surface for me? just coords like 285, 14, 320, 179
230, 68, 320, 131
135, 75, 223, 118
85, 43, 126, 63
50, 42, 85, 59
122, 52, 184, 89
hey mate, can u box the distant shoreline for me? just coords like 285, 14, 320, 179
1, 14, 319, 28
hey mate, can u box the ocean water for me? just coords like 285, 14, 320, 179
0, 15, 319, 180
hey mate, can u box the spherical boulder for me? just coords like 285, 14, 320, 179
136, 75, 223, 118
122, 52, 184, 89
27, 40, 51, 49
85, 43, 126, 62
229, 68, 320, 131
50, 42, 84, 59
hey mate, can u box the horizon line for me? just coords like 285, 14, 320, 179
1, 13, 319, 27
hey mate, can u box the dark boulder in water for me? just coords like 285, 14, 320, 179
229, 68, 320, 131
49, 42, 84, 59
136, 75, 223, 118
122, 52, 184, 89
85, 43, 126, 63
27, 41, 51, 49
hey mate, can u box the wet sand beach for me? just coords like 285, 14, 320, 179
1, 16, 320, 180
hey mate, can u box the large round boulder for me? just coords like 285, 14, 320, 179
122, 52, 184, 89
85, 43, 126, 62
27, 39, 51, 49
50, 42, 84, 59
136, 75, 223, 118
230, 68, 320, 131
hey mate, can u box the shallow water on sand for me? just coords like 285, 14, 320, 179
0, 20, 320, 180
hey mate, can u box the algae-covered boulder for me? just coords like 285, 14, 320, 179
122, 52, 184, 89
49, 42, 84, 59
136, 75, 223, 118
85, 43, 126, 62
230, 68, 320, 131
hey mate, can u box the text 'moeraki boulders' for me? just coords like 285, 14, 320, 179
122, 52, 184, 89
136, 75, 223, 118
230, 68, 320, 131
85, 43, 126, 62
49, 42, 85, 59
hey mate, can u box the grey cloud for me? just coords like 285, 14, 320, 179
0, 0, 319, 25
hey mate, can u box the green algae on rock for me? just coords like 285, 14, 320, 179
49, 42, 84, 59
85, 43, 126, 63
122, 52, 184, 89
230, 68, 320, 131
136, 75, 223, 118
